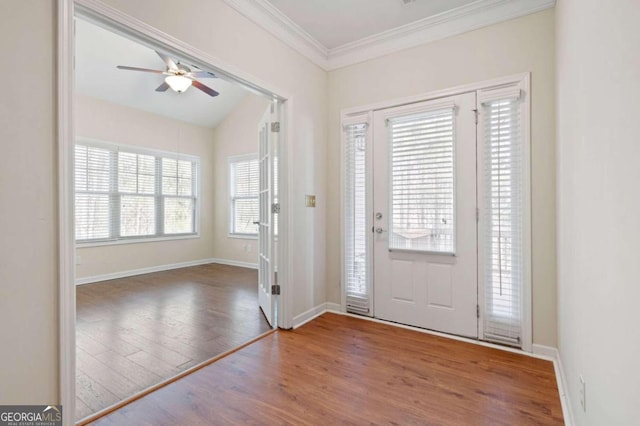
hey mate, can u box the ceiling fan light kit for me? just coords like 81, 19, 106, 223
117, 51, 220, 97
165, 75, 192, 93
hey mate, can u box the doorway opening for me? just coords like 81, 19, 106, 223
59, 2, 290, 424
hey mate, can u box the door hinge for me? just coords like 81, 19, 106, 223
476, 207, 479, 222
271, 122, 280, 132
477, 305, 480, 318
272, 203, 280, 214
472, 108, 479, 125
271, 284, 281, 295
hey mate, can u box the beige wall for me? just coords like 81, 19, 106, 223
0, 0, 561, 408
75, 95, 217, 278
327, 10, 557, 347
105, 0, 328, 318
98, 0, 329, 318
0, 1, 58, 404
556, 0, 640, 423
0, 0, 327, 405
211, 95, 271, 264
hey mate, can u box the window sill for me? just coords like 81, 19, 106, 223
77, 234, 200, 248
228, 233, 258, 240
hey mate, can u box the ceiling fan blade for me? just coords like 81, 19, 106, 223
155, 82, 170, 92
187, 71, 217, 78
156, 51, 178, 70
192, 80, 219, 97
117, 65, 164, 74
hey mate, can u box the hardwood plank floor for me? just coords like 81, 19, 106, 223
90, 313, 564, 425
76, 263, 271, 421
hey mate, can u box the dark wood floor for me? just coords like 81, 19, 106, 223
75, 263, 271, 421
89, 313, 563, 425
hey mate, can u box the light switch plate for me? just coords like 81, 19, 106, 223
305, 195, 316, 208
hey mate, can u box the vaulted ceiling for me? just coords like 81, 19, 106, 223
75, 19, 250, 128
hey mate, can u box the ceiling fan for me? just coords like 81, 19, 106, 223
117, 51, 219, 97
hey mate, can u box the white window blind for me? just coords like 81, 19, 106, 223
229, 156, 259, 236
162, 158, 195, 235
74, 141, 198, 244
343, 121, 370, 315
481, 92, 524, 346
118, 152, 156, 237
75, 145, 112, 240
388, 108, 456, 254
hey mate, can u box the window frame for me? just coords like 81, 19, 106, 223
228, 153, 259, 239
477, 81, 530, 349
74, 138, 200, 247
341, 115, 374, 316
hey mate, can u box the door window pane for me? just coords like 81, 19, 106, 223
229, 156, 259, 235
388, 108, 456, 253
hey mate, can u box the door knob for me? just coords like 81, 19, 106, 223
375, 212, 383, 220
375, 227, 386, 234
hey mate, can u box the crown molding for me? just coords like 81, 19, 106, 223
222, 0, 330, 68
223, 0, 556, 71
328, 0, 556, 69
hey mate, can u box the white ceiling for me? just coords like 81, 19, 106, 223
268, 0, 477, 49
224, 0, 555, 70
75, 19, 249, 129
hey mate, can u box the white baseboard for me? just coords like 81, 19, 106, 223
76, 258, 216, 285
75, 257, 258, 285
292, 303, 329, 328
326, 302, 342, 313
555, 353, 574, 426
532, 344, 559, 359
291, 302, 345, 328
531, 344, 573, 425
209, 257, 258, 270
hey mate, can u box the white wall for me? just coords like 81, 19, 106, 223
0, 0, 327, 404
75, 95, 218, 278
211, 94, 271, 264
328, 9, 557, 347
556, 0, 640, 424
0, 0, 57, 404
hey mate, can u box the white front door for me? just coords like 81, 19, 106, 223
258, 105, 277, 327
372, 92, 478, 338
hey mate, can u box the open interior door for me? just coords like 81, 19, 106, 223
257, 103, 278, 327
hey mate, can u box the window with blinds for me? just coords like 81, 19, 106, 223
343, 121, 370, 315
118, 152, 156, 237
75, 145, 112, 241
481, 92, 524, 346
74, 141, 199, 244
162, 158, 195, 235
388, 108, 456, 254
229, 155, 259, 236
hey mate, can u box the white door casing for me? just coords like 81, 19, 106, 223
372, 92, 478, 338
